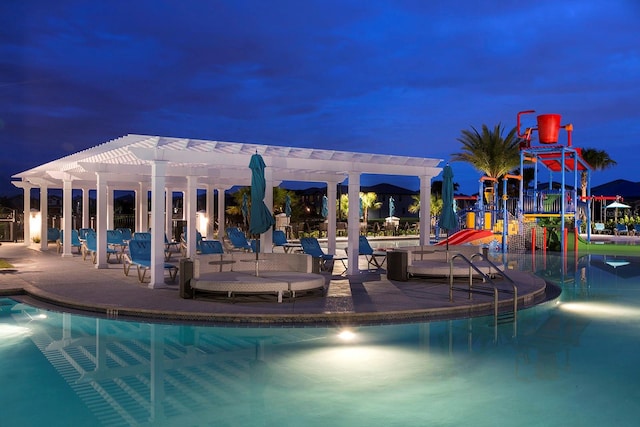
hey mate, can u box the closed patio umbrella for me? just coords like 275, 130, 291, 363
241, 193, 249, 227
321, 195, 328, 218
285, 194, 292, 217
438, 164, 458, 255
249, 153, 275, 237
389, 196, 395, 218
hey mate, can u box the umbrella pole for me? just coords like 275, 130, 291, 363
446, 231, 450, 261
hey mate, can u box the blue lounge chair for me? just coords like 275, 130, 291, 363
357, 235, 387, 270
123, 240, 178, 283
132, 232, 152, 241
107, 229, 127, 255
82, 231, 120, 263
272, 229, 302, 253
300, 237, 334, 271
226, 228, 255, 252
78, 228, 93, 241
615, 223, 629, 236
181, 227, 204, 255
199, 240, 224, 254
165, 233, 180, 250
116, 228, 133, 242
57, 230, 82, 254
47, 228, 60, 243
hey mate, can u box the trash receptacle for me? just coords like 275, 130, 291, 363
311, 257, 322, 274
386, 250, 408, 281
179, 258, 194, 299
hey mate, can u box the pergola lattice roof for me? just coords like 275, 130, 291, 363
13, 134, 443, 188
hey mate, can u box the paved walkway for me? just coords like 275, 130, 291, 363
0, 242, 549, 325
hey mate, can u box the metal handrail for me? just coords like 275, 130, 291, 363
448, 252, 519, 331
471, 252, 518, 334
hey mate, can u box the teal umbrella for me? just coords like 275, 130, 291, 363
321, 195, 328, 218
249, 153, 275, 236
241, 193, 249, 226
389, 196, 395, 217
438, 164, 458, 252
285, 194, 292, 217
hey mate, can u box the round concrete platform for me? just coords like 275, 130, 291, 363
0, 242, 552, 326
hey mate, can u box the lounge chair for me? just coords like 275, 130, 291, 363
226, 228, 255, 252
165, 233, 180, 252
300, 237, 334, 271
116, 227, 133, 242
107, 229, 127, 255
78, 228, 93, 241
123, 240, 178, 283
272, 229, 302, 253
82, 231, 121, 263
634, 224, 640, 236
181, 227, 204, 255
47, 228, 60, 243
132, 232, 151, 241
593, 223, 607, 234
57, 229, 82, 254
200, 240, 224, 254
615, 223, 629, 236
357, 235, 387, 270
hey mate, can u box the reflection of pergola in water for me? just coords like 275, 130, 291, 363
13, 135, 442, 285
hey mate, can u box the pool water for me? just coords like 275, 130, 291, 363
2, 252, 640, 426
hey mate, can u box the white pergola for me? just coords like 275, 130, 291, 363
13, 134, 442, 287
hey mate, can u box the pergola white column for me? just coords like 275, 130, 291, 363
346, 172, 361, 275
61, 177, 73, 257
107, 186, 114, 230
165, 187, 173, 241
95, 172, 108, 268
326, 181, 339, 254
419, 176, 432, 246
206, 185, 215, 239
39, 184, 48, 251
82, 187, 90, 229
149, 161, 167, 288
217, 187, 227, 239
137, 183, 149, 232
17, 182, 32, 245
184, 176, 198, 258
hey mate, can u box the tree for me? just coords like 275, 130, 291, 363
336, 192, 381, 224
580, 148, 617, 199
407, 194, 442, 217
360, 192, 382, 224
451, 124, 522, 179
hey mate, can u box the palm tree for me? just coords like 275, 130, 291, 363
408, 194, 443, 217
580, 148, 617, 199
359, 192, 382, 225
452, 124, 522, 179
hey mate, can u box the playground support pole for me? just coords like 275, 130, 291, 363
560, 147, 567, 255
502, 177, 508, 253
531, 227, 536, 253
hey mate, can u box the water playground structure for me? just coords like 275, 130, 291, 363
443, 110, 626, 253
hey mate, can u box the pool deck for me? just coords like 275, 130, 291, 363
0, 241, 553, 326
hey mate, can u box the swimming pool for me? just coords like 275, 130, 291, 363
2, 252, 640, 426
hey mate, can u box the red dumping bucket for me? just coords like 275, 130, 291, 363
537, 114, 562, 144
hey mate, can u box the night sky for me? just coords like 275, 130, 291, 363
2, 0, 639, 196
